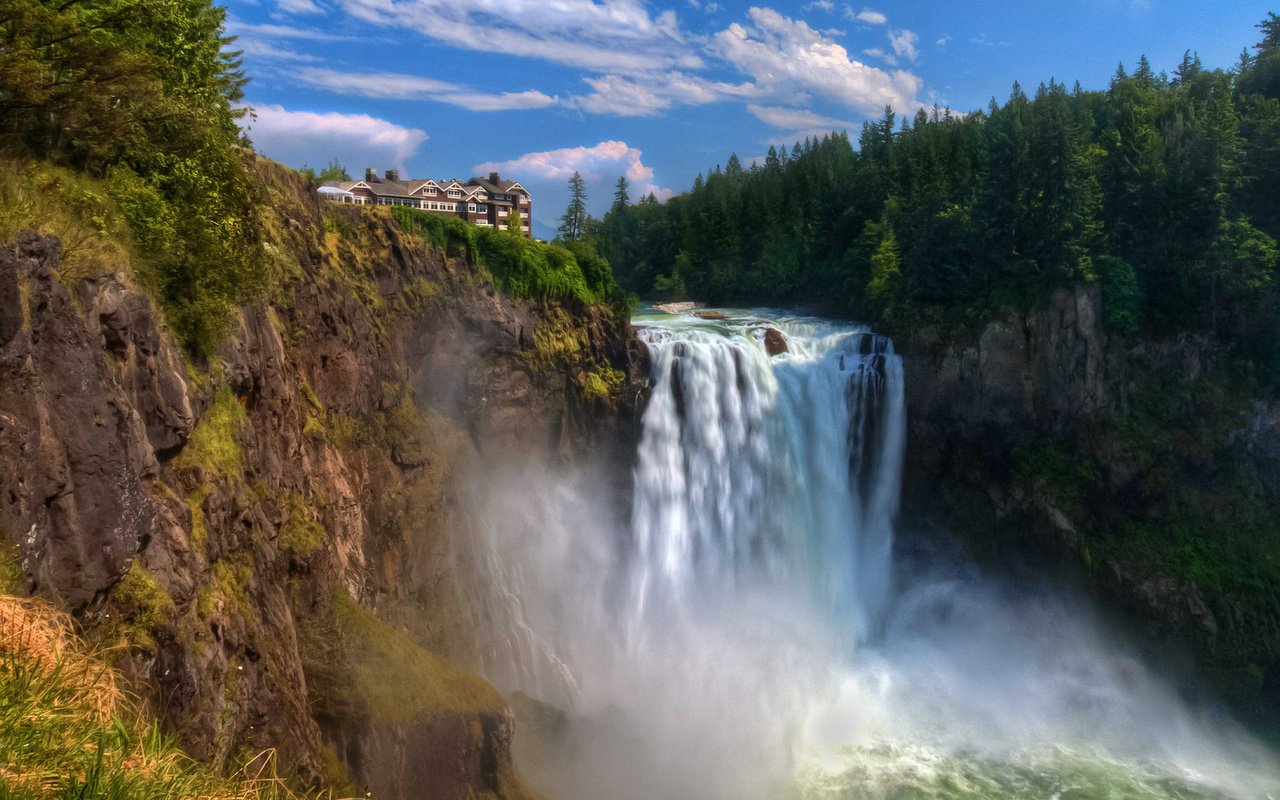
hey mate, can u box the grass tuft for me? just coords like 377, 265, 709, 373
0, 596, 310, 799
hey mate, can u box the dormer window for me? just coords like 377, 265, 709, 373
448, 188, 461, 198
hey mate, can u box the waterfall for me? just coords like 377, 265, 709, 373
628, 315, 905, 650
470, 307, 1279, 800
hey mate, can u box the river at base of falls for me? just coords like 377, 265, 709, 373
472, 307, 1280, 800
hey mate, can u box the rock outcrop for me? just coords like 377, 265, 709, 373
0, 162, 634, 797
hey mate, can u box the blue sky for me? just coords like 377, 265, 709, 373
227, 0, 1274, 238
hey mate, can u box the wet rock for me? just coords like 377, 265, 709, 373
763, 327, 788, 356
691, 309, 726, 320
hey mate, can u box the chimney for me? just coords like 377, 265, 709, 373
489, 172, 500, 184
364, 167, 376, 182
385, 168, 400, 183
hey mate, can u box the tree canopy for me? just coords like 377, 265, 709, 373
596, 16, 1280, 384
0, 0, 266, 355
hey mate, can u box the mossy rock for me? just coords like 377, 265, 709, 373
333, 592, 502, 723
175, 387, 246, 480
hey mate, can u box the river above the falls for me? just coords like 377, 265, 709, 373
475, 306, 1280, 800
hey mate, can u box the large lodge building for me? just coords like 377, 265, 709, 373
320, 168, 532, 237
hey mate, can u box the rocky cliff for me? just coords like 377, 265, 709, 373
899, 283, 1280, 719
0, 161, 634, 797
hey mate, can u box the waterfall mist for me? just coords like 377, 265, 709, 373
467, 309, 1279, 800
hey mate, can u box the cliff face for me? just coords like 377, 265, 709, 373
899, 284, 1280, 716
0, 163, 633, 797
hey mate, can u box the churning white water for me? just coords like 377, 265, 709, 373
472, 308, 1280, 800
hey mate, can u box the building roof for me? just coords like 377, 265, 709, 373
324, 174, 530, 201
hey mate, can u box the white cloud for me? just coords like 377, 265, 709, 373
571, 71, 753, 117
712, 8, 922, 116
888, 28, 919, 62
475, 140, 674, 221
276, 0, 323, 14
239, 104, 427, 170
803, 0, 835, 11
747, 104, 852, 131
235, 37, 320, 62
936, 34, 952, 48
863, 47, 897, 66
295, 68, 557, 111
226, 19, 351, 40
852, 7, 887, 24
333, 0, 699, 75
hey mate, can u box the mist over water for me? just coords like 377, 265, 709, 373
472, 308, 1280, 800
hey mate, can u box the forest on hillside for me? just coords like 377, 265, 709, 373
594, 13, 1280, 384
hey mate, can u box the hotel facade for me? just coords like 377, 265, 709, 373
320, 169, 532, 237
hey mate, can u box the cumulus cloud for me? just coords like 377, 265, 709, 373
238, 103, 427, 170
333, 0, 698, 75
747, 104, 852, 131
475, 141, 674, 222
712, 7, 922, 116
803, 0, 835, 11
889, 28, 919, 62
295, 68, 557, 111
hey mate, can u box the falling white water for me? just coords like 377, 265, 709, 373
628, 313, 904, 652
469, 307, 1280, 800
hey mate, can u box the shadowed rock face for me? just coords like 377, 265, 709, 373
0, 163, 634, 799
0, 232, 166, 606
896, 283, 1280, 715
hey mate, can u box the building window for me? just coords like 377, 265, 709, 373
448, 189, 461, 198
477, 204, 488, 213
468, 204, 477, 213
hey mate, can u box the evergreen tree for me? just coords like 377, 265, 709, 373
612, 175, 631, 213
558, 171, 588, 241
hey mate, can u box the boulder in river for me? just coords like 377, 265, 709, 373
763, 328, 788, 356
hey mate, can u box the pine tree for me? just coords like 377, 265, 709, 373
558, 171, 588, 240
612, 175, 631, 213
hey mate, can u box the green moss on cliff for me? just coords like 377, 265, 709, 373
580, 367, 626, 406
103, 562, 175, 653
531, 308, 588, 364
279, 493, 325, 557
176, 388, 246, 480
186, 486, 210, 550
333, 592, 501, 722
0, 541, 21, 593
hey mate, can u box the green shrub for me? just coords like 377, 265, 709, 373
389, 206, 610, 305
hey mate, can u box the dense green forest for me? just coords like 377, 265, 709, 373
595, 14, 1280, 380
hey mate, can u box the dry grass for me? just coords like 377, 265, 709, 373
0, 594, 325, 800
0, 595, 119, 722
